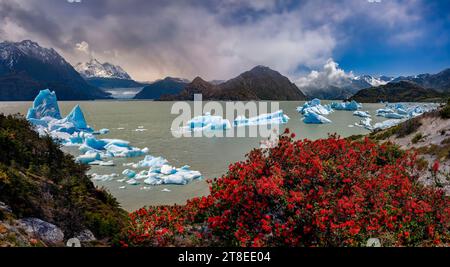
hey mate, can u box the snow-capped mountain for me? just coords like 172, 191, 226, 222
0, 40, 110, 100
0, 40, 67, 72
353, 75, 393, 87
296, 60, 394, 100
75, 59, 132, 80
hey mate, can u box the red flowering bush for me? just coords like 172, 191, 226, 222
121, 130, 450, 247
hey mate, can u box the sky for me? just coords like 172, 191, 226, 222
0, 0, 449, 82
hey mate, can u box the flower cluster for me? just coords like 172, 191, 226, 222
121, 130, 450, 247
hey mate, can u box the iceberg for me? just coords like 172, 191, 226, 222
376, 103, 438, 120
353, 111, 371, 118
372, 119, 405, 131
26, 89, 62, 120
64, 105, 89, 130
122, 169, 136, 179
183, 112, 231, 132
297, 99, 333, 115
356, 117, 373, 130
303, 112, 332, 124
234, 110, 289, 127
331, 100, 362, 111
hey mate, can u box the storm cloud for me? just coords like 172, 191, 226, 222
0, 0, 445, 81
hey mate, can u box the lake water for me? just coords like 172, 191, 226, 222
0, 100, 389, 211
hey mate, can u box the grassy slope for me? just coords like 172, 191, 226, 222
0, 114, 127, 246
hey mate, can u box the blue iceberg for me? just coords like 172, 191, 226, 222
331, 100, 362, 111
303, 112, 332, 124
184, 112, 231, 132
26, 89, 62, 120
234, 110, 289, 127
353, 111, 371, 118
297, 99, 333, 115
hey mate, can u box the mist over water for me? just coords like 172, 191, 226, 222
0, 100, 388, 211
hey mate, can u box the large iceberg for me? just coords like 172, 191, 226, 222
376, 103, 438, 120
303, 112, 332, 124
183, 112, 231, 132
297, 99, 333, 115
234, 110, 289, 127
331, 100, 362, 111
26, 89, 62, 120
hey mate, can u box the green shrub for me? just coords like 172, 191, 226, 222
412, 133, 423, 144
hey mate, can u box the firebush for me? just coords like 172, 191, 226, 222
121, 130, 450, 247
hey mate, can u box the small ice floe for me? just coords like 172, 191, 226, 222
116, 179, 126, 183
126, 179, 139, 185
119, 186, 126, 189
161, 188, 171, 192
122, 169, 136, 179
135, 128, 147, 132
355, 118, 373, 131
117, 127, 125, 130
297, 99, 333, 115
88, 160, 115, 166
234, 110, 289, 127
91, 173, 119, 182
140, 187, 152, 191
331, 100, 362, 111
93, 128, 110, 135
179, 112, 232, 132
353, 111, 371, 118
303, 112, 332, 124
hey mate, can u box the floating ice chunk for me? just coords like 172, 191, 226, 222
135, 129, 147, 132
372, 119, 405, 131
117, 128, 125, 130
91, 173, 118, 181
138, 155, 168, 168
88, 160, 115, 166
234, 110, 289, 127
122, 169, 136, 179
93, 128, 110, 135
161, 188, 171, 192
331, 100, 362, 111
76, 152, 100, 164
353, 111, 371, 118
303, 112, 332, 124
297, 99, 333, 115
382, 113, 406, 119
119, 186, 126, 189
64, 105, 89, 130
26, 89, 62, 120
184, 112, 232, 132
126, 179, 139, 185
356, 118, 373, 130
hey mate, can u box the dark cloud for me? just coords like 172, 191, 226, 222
0, 0, 435, 81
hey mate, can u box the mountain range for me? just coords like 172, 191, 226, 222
160, 66, 306, 101
351, 69, 450, 102
300, 74, 394, 100
0, 40, 110, 101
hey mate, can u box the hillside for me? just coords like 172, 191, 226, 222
392, 68, 450, 92
161, 66, 306, 101
0, 40, 110, 101
134, 77, 188, 100
350, 81, 446, 103
0, 114, 126, 246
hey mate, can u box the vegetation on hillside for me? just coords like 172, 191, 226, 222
121, 130, 450, 247
0, 114, 126, 246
